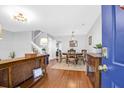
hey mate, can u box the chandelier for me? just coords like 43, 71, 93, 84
69, 31, 78, 47
13, 12, 27, 22
71, 31, 75, 40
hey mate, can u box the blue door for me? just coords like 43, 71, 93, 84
102, 5, 124, 88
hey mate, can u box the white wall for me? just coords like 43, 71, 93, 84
0, 16, 101, 59
12, 32, 32, 57
0, 31, 13, 59
32, 31, 57, 59
55, 35, 87, 53
0, 31, 32, 59
48, 37, 56, 59
86, 16, 102, 53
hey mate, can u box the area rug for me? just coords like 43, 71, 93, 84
51, 61, 86, 71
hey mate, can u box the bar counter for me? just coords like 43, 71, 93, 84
0, 54, 49, 88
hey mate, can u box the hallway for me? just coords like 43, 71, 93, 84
32, 60, 93, 88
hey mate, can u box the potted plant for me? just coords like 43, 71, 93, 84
9, 51, 16, 59
94, 43, 102, 53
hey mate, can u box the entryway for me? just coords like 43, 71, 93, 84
32, 60, 93, 88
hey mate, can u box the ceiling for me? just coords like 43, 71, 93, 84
0, 5, 101, 36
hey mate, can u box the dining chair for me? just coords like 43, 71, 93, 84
67, 49, 77, 66
56, 50, 66, 63
82, 49, 87, 64
59, 51, 67, 63
56, 49, 61, 62
76, 49, 87, 64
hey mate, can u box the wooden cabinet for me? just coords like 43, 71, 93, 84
87, 53, 102, 88
0, 54, 49, 88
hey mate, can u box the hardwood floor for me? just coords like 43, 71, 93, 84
32, 59, 93, 88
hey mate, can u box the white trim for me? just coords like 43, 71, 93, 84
32, 31, 42, 40
113, 61, 124, 67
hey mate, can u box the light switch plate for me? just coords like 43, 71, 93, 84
102, 47, 108, 59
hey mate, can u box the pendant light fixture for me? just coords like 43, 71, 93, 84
71, 31, 74, 40
69, 31, 78, 47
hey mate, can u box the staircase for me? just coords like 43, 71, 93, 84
31, 30, 43, 54
31, 30, 56, 59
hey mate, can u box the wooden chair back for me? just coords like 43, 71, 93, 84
67, 49, 76, 58
82, 49, 87, 56
82, 49, 87, 61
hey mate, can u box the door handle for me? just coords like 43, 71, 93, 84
98, 64, 108, 72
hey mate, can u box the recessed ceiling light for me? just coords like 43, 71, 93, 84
81, 24, 85, 26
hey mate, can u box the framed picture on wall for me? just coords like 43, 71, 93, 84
89, 36, 92, 45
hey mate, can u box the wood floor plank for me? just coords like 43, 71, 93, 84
32, 60, 93, 88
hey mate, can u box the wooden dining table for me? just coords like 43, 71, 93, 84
62, 52, 83, 64
62, 52, 82, 55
